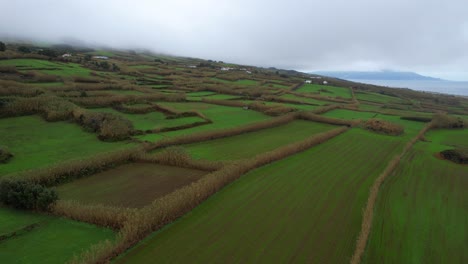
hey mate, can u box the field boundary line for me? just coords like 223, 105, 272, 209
350, 122, 433, 264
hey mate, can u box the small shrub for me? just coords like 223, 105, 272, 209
0, 146, 13, 163
440, 148, 468, 164
0, 180, 58, 210
432, 113, 465, 129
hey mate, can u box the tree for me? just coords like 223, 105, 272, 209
0, 41, 5, 52
18, 46, 31, 53
38, 49, 57, 57
0, 180, 58, 210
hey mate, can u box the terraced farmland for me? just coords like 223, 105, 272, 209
89, 107, 205, 132
363, 129, 468, 263
184, 120, 336, 161
116, 129, 409, 263
137, 102, 270, 141
296, 83, 352, 98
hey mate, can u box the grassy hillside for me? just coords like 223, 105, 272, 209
0, 43, 467, 263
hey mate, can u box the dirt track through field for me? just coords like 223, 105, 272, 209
350, 122, 433, 264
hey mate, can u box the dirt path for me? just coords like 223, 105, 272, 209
350, 122, 433, 264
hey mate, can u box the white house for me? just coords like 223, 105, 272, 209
305, 80, 312, 84
323, 81, 328, 85
246, 71, 252, 74
93, 56, 109, 60
62, 53, 72, 58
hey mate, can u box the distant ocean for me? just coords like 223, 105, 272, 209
347, 79, 468, 97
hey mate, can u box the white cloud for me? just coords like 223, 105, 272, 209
1, 0, 467, 80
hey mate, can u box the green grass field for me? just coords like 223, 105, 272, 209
280, 94, 328, 105
296, 84, 352, 98
355, 91, 405, 104
89, 108, 204, 132
323, 109, 425, 137
184, 120, 336, 161
57, 163, 206, 208
117, 129, 409, 263
137, 102, 270, 141
0, 59, 92, 77
211, 78, 258, 86
363, 130, 468, 263
0, 115, 132, 176
0, 207, 114, 264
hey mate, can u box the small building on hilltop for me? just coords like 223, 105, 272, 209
93, 56, 109, 60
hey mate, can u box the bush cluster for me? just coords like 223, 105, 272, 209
364, 119, 404, 136
0, 146, 13, 163
0, 180, 58, 210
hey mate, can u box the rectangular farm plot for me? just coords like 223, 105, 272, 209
116, 129, 409, 263
0, 208, 114, 264
363, 138, 468, 264
323, 109, 425, 137
89, 108, 205, 131
0, 115, 131, 176
296, 83, 352, 98
184, 120, 336, 161
0, 59, 92, 77
137, 102, 270, 141
57, 163, 207, 208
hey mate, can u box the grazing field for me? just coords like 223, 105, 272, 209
89, 107, 204, 131
363, 133, 468, 263
296, 83, 352, 98
0, 58, 92, 77
280, 93, 328, 105
0, 207, 114, 264
323, 109, 425, 136
57, 163, 206, 208
0, 115, 132, 176
355, 91, 405, 104
117, 129, 409, 263
184, 120, 336, 161
137, 102, 270, 141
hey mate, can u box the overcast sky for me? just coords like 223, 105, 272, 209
1, 0, 468, 81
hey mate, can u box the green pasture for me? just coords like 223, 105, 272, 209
137, 102, 270, 141
117, 129, 408, 263
0, 116, 131, 176
0, 207, 114, 264
89, 108, 204, 131
184, 120, 336, 161
363, 136, 468, 263
0, 59, 92, 77
296, 84, 352, 98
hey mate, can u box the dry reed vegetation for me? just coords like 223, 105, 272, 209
363, 119, 405, 136
350, 122, 434, 264
136, 147, 223, 171
297, 112, 361, 127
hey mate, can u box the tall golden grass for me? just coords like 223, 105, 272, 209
350, 122, 434, 264
136, 147, 223, 171
297, 111, 360, 127
52, 200, 136, 230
